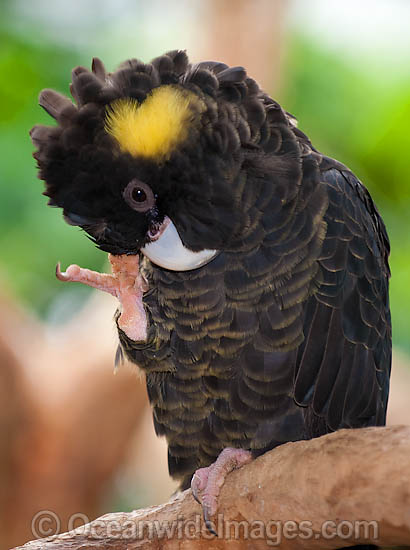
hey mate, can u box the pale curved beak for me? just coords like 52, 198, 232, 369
141, 217, 218, 271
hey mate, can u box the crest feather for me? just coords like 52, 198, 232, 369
104, 85, 203, 159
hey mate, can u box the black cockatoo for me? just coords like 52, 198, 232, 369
30, 50, 391, 529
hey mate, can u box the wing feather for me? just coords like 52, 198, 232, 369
294, 167, 391, 432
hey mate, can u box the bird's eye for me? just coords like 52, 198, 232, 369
123, 179, 155, 212
132, 187, 147, 203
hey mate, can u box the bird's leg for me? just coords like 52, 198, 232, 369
56, 254, 149, 342
108, 254, 149, 341
191, 447, 252, 533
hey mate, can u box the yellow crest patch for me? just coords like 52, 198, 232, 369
104, 85, 203, 160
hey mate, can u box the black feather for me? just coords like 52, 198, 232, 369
30, 51, 391, 488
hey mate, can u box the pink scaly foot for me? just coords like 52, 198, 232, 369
56, 254, 149, 342
191, 448, 252, 534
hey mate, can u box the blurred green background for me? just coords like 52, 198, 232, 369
0, 0, 409, 351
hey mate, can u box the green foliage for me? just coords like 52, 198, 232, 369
280, 36, 410, 202
0, 30, 106, 316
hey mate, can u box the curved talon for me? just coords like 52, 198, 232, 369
191, 469, 209, 504
192, 490, 202, 505
191, 468, 209, 494
204, 516, 218, 537
56, 261, 65, 281
56, 261, 82, 282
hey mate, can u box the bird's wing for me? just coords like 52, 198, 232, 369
294, 167, 391, 431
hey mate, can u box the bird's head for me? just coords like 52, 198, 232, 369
30, 50, 296, 270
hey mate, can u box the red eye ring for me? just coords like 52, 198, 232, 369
123, 179, 155, 212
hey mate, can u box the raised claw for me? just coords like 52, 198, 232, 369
55, 255, 148, 342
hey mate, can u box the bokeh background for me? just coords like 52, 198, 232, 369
1, 0, 409, 547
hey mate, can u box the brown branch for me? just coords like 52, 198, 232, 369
197, 0, 287, 89
12, 425, 410, 550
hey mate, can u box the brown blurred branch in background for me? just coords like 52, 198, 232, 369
199, 0, 287, 89
12, 426, 410, 550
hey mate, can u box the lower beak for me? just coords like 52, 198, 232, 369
141, 216, 218, 271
